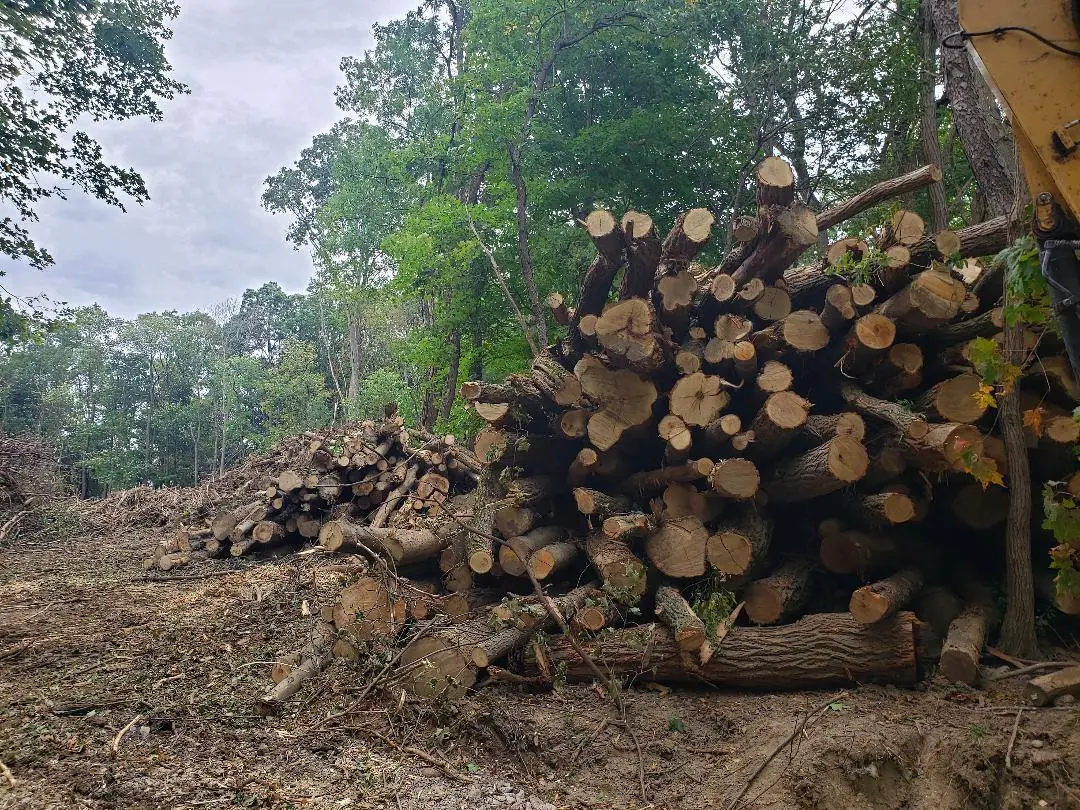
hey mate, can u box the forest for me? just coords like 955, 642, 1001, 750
2, 0, 992, 496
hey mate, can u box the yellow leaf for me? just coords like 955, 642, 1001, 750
973, 384, 998, 410
1023, 406, 1046, 438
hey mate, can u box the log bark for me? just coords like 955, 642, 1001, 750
523, 613, 919, 689
901, 422, 982, 473
750, 310, 829, 361
654, 585, 707, 652
585, 532, 648, 604
747, 391, 810, 460
917, 373, 987, 423
573, 487, 633, 520
841, 382, 929, 439
527, 541, 581, 580
765, 436, 868, 503
877, 269, 967, 335
743, 559, 815, 625
319, 522, 449, 565
803, 413, 866, 445
498, 525, 568, 576
850, 569, 924, 625
620, 211, 660, 299
817, 165, 943, 231
659, 208, 715, 278
256, 620, 335, 715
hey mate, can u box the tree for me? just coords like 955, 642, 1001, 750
0, 0, 186, 270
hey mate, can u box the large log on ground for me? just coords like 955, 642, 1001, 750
523, 612, 919, 689
849, 569, 924, 625
765, 436, 868, 503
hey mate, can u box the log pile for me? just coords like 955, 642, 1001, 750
144, 405, 483, 572
253, 158, 1078, 707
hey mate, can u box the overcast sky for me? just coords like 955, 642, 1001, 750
4, 0, 415, 319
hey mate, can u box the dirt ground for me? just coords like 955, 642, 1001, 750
2, 518, 1079, 810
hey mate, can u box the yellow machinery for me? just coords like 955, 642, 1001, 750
955, 0, 1080, 376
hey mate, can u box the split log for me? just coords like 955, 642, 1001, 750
498, 526, 569, 576
841, 382, 929, 439
939, 603, 988, 684
654, 585, 707, 652
524, 613, 919, 689
765, 436, 868, 503
707, 505, 772, 577
743, 559, 815, 625
849, 569, 923, 625
1025, 666, 1080, 707
645, 515, 709, 578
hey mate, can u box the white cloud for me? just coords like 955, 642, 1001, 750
3, 0, 416, 318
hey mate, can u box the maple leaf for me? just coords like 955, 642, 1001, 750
973, 384, 998, 410
1023, 406, 1046, 438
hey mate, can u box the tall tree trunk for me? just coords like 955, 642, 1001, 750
347, 312, 363, 409
919, 0, 949, 231
508, 144, 549, 347
929, 0, 1019, 217
439, 329, 462, 425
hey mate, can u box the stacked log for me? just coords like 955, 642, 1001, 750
257, 158, 1077, 707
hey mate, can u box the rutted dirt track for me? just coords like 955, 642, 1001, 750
1, 527, 1078, 810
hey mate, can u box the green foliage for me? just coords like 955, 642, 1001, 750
996, 234, 1052, 328
668, 717, 687, 733
1, 0, 186, 269
690, 578, 738, 639
1043, 482, 1080, 600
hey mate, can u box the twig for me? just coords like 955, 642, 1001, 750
345, 726, 468, 783
727, 691, 848, 810
571, 718, 610, 764
133, 569, 242, 582
1005, 708, 1023, 769
985, 660, 1077, 681
111, 714, 144, 755
0, 758, 15, 787
610, 719, 647, 802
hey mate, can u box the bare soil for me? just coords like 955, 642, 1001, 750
1, 522, 1078, 810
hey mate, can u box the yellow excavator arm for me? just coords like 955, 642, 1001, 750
957, 0, 1080, 375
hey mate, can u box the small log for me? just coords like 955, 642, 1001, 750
574, 487, 633, 520
877, 268, 967, 335
705, 314, 753, 369
765, 436, 868, 503
901, 422, 983, 473
917, 373, 987, 424
645, 515, 709, 578
820, 284, 857, 332
754, 360, 794, 400
662, 483, 720, 521
850, 491, 917, 527
841, 382, 928, 439
659, 208, 715, 277
747, 391, 811, 460
939, 603, 988, 684
839, 314, 896, 377
1025, 666, 1080, 707
850, 569, 924, 625
530, 350, 583, 406
585, 532, 648, 603
545, 291, 570, 326
733, 340, 758, 380
732, 204, 819, 285
253, 520, 286, 544
498, 525, 568, 576
707, 505, 772, 577
621, 459, 714, 498
595, 297, 668, 373
333, 576, 406, 642
708, 457, 760, 500
654, 585, 708, 653
568, 447, 600, 487
494, 505, 540, 539
702, 413, 743, 451
751, 310, 829, 360
675, 337, 705, 374
742, 559, 815, 625
255, 621, 335, 715
527, 541, 581, 580
525, 612, 919, 689
505, 475, 559, 507
620, 211, 660, 299
803, 413, 866, 445
558, 408, 591, 440
816, 164, 942, 231
602, 512, 657, 540
755, 156, 796, 206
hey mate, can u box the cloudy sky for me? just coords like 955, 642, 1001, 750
5, 0, 415, 318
